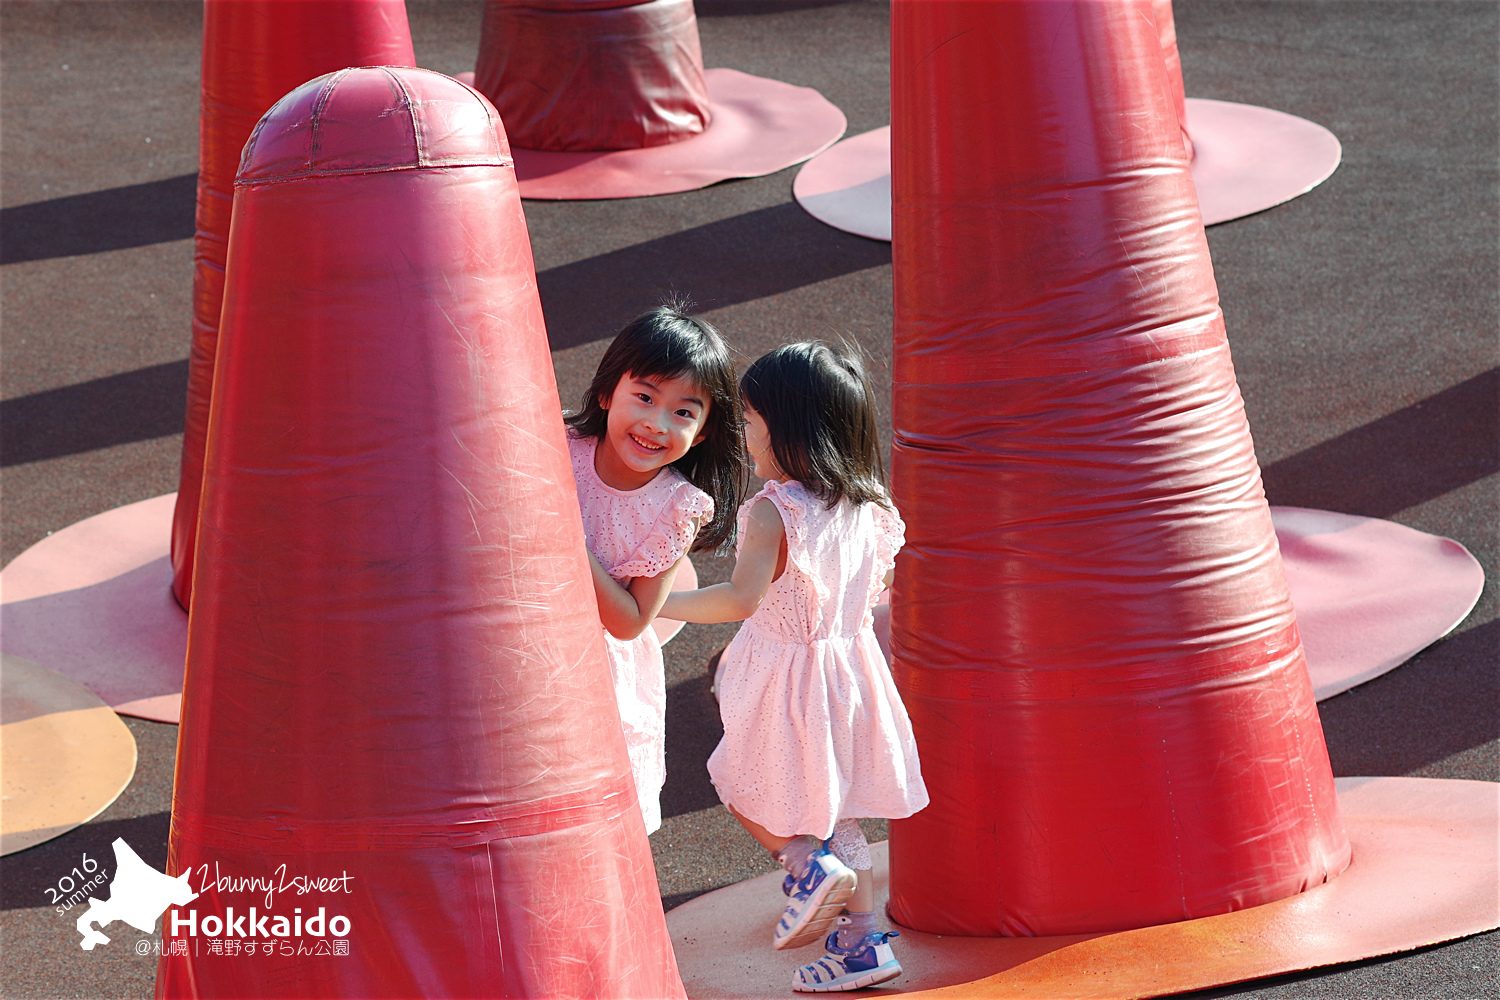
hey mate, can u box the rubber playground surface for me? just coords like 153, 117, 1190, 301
1, 2, 1495, 998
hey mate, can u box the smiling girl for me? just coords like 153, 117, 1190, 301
564, 305, 744, 833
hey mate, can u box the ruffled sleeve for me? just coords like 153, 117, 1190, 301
868, 496, 906, 607
871, 498, 906, 583
611, 480, 714, 580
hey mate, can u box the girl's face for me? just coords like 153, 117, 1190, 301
596, 371, 710, 490
742, 403, 779, 480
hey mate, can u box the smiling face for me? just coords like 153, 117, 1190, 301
742, 403, 780, 481
594, 371, 711, 491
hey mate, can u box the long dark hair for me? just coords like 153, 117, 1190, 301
740, 341, 889, 510
566, 306, 745, 552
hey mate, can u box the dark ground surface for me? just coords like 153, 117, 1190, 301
1, 1, 1495, 997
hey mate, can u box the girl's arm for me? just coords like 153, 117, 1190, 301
660, 499, 785, 624
588, 551, 686, 641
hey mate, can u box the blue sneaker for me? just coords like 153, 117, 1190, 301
792, 919, 902, 992
771, 849, 857, 950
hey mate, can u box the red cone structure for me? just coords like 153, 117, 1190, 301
886, 0, 1350, 938
476, 0, 711, 151
156, 68, 684, 999
1152, 0, 1193, 157
469, 0, 846, 199
171, 0, 415, 611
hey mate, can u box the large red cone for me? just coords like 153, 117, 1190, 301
171, 0, 415, 611
1152, 0, 1193, 157
474, 0, 711, 151
886, 0, 1349, 938
156, 68, 684, 999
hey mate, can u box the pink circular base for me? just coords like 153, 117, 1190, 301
1186, 98, 1342, 225
791, 124, 892, 240
794, 99, 1341, 238
668, 777, 1498, 999
0, 495, 185, 723
1270, 506, 1483, 699
494, 68, 847, 200
873, 507, 1482, 702
0, 494, 705, 724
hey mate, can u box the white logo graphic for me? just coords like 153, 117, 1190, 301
76, 838, 197, 950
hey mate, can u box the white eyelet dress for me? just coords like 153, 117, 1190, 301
709, 479, 928, 840
569, 433, 713, 834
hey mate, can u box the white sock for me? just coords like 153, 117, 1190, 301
774, 835, 821, 879
836, 910, 877, 949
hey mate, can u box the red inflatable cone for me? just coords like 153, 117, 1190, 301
1152, 0, 1193, 158
1150, 0, 1342, 225
171, 0, 415, 611
471, 0, 846, 198
156, 67, 684, 999
476, 0, 711, 152
887, 0, 1350, 938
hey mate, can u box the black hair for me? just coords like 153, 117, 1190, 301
739, 341, 889, 510
566, 306, 745, 552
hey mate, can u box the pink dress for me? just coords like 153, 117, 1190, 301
570, 433, 713, 834
709, 479, 928, 840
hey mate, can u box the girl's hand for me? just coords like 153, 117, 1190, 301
659, 499, 785, 624
589, 549, 684, 641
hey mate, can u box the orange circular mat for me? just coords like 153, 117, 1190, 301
668, 777, 1497, 999
1, 654, 137, 855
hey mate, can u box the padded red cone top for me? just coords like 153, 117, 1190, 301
475, 0, 711, 151
171, 0, 415, 611
887, 0, 1349, 938
156, 68, 684, 999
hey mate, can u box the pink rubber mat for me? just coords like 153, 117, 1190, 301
1187, 98, 1343, 225
794, 99, 1341, 239
793, 124, 893, 241
1271, 506, 1483, 699
1, 495, 184, 722
873, 507, 1482, 702
463, 68, 846, 200
0, 493, 703, 723
667, 777, 1498, 999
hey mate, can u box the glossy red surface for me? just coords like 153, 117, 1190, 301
475, 0, 711, 152
887, 0, 1349, 937
171, 0, 415, 611
509, 67, 846, 200
155, 68, 684, 999
1152, 0, 1192, 157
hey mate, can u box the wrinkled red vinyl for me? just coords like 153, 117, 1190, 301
886, 0, 1349, 938
156, 68, 684, 999
171, 0, 415, 611
474, 0, 711, 152
1152, 0, 1192, 156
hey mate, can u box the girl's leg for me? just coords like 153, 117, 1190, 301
726, 803, 825, 878
826, 818, 877, 945
792, 821, 899, 991
847, 873, 874, 915
726, 802, 794, 853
